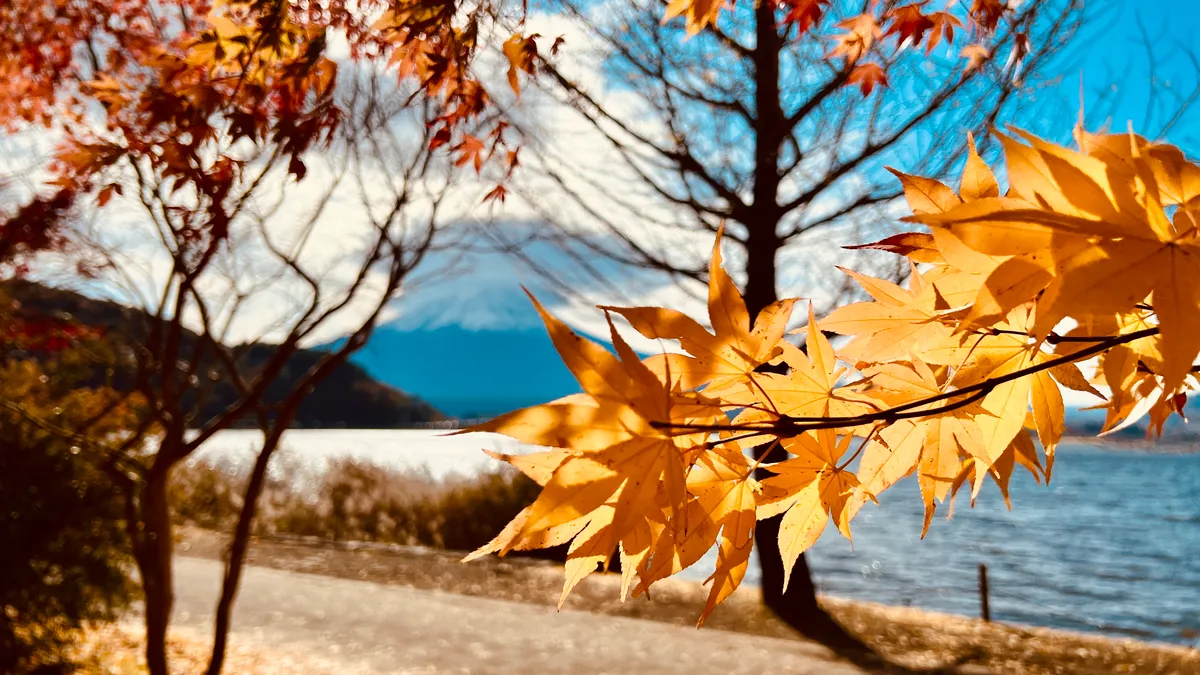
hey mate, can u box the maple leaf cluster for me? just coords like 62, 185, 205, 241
0, 0, 523, 258
824, 0, 1018, 94
666, 0, 1021, 96
465, 126, 1200, 623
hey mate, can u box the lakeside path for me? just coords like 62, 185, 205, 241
170, 556, 867, 675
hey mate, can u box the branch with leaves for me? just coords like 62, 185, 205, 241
464, 125, 1200, 625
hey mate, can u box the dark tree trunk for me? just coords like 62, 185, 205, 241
743, 2, 867, 652
206, 413, 295, 675
743, 240, 868, 651
744, 233, 856, 645
138, 459, 177, 675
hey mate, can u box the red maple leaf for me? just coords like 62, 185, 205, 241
780, 0, 829, 35
970, 0, 1008, 32
885, 2, 934, 48
846, 62, 888, 96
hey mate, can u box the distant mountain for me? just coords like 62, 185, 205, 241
351, 276, 583, 418
351, 324, 580, 419
343, 241, 604, 419
1, 280, 443, 428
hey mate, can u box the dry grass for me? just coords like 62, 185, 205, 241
170, 453, 540, 554
176, 526, 1199, 675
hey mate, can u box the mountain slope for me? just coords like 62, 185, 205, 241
1, 280, 443, 428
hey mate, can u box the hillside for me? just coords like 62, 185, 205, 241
0, 280, 443, 428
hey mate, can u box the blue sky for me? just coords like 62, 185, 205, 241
1053, 0, 1200, 147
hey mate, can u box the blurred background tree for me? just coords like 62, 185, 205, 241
0, 300, 141, 673
495, 0, 1091, 646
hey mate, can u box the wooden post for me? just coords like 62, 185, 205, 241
978, 563, 991, 623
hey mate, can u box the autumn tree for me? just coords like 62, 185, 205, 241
491, 0, 1088, 641
0, 1, 520, 673
467, 125, 1200, 652
0, 323, 136, 673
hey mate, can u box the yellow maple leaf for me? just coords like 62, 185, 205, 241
853, 356, 989, 533
941, 307, 1082, 477
740, 305, 879, 431
462, 294, 716, 600
887, 167, 962, 215
911, 129, 1200, 391
686, 443, 758, 624
960, 132, 999, 201
609, 228, 795, 399
756, 429, 858, 590
821, 268, 957, 365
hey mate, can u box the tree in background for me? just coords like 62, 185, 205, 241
468, 126, 1200, 667
0, 311, 137, 673
496, 0, 1087, 643
0, 1, 525, 673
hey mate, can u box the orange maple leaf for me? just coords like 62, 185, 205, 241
452, 135, 487, 172
829, 14, 881, 63
502, 34, 538, 95
924, 11, 963, 53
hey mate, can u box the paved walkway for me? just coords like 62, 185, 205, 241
171, 557, 868, 674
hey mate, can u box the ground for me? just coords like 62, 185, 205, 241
87, 528, 1200, 674
168, 557, 864, 674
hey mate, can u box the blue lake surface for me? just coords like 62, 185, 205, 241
200, 430, 1200, 646
795, 445, 1200, 645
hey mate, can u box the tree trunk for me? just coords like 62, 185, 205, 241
742, 226, 843, 643
743, 237, 868, 651
743, 2, 866, 651
207, 416, 295, 675
138, 459, 177, 675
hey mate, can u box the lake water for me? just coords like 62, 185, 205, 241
196, 429, 1200, 647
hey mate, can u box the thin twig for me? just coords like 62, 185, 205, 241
652, 327, 1159, 437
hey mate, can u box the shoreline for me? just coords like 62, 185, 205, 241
175, 526, 1198, 674
1058, 435, 1200, 452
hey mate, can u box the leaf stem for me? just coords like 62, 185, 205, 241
651, 327, 1159, 437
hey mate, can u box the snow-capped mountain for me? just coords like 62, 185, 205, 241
349, 233, 659, 419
